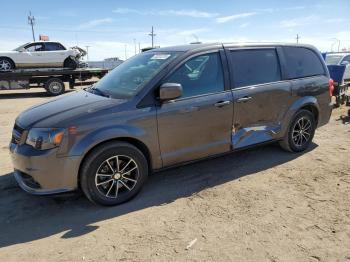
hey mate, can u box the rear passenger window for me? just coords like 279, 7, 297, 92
283, 47, 325, 79
230, 49, 281, 88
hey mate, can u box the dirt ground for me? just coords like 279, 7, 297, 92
0, 87, 349, 262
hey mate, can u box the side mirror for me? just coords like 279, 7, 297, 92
18, 48, 26, 52
159, 83, 183, 101
340, 61, 349, 66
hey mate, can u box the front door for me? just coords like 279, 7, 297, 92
226, 47, 293, 148
156, 51, 234, 167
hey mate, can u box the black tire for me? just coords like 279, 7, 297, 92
64, 58, 78, 69
0, 57, 15, 71
279, 109, 316, 152
45, 78, 65, 96
80, 142, 149, 206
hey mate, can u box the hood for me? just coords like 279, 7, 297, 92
0, 51, 18, 54
16, 91, 126, 128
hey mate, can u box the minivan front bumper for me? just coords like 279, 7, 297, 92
9, 142, 81, 195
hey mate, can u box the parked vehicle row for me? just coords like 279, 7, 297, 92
323, 52, 350, 106
9, 43, 333, 206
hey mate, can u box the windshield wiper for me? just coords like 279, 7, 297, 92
87, 86, 111, 98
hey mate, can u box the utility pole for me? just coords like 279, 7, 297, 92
138, 42, 141, 53
28, 11, 36, 42
296, 34, 300, 44
124, 44, 127, 60
85, 46, 90, 61
148, 26, 156, 48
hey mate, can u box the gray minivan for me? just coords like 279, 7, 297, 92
9, 43, 333, 205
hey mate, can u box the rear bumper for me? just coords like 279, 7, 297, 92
317, 102, 333, 128
9, 142, 81, 195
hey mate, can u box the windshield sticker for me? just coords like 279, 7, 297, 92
151, 54, 171, 60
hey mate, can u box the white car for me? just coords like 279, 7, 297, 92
0, 42, 85, 71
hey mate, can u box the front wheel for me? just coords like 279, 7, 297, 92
80, 142, 149, 206
279, 110, 316, 152
63, 58, 78, 69
0, 57, 14, 71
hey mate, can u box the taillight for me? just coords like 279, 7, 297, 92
329, 79, 334, 97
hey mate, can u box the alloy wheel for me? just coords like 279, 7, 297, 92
0, 60, 12, 71
95, 155, 139, 198
292, 117, 312, 147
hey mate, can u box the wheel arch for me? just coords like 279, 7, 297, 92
0, 56, 16, 68
281, 96, 320, 137
77, 137, 152, 188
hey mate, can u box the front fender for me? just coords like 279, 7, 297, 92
280, 96, 320, 136
69, 125, 146, 157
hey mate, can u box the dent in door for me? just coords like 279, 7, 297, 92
232, 124, 281, 148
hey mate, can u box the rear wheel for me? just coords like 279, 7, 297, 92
279, 109, 316, 152
80, 142, 148, 206
0, 57, 14, 71
64, 58, 78, 69
45, 78, 65, 96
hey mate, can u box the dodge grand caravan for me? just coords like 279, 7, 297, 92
9, 43, 333, 206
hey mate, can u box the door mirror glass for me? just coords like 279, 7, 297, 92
159, 83, 183, 101
340, 60, 349, 66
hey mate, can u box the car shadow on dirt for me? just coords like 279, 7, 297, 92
0, 143, 317, 248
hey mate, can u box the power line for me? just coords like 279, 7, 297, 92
28, 11, 35, 42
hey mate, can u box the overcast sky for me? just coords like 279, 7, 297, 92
1, 0, 349, 60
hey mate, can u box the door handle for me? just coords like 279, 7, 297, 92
214, 100, 231, 107
236, 96, 252, 103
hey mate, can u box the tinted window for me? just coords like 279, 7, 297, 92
230, 49, 281, 88
45, 43, 66, 51
25, 43, 45, 52
165, 52, 224, 98
342, 56, 350, 64
283, 47, 325, 79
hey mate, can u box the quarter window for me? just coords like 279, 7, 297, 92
283, 47, 325, 79
229, 49, 281, 88
165, 52, 224, 98
45, 43, 66, 51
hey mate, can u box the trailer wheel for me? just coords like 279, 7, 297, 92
45, 78, 65, 96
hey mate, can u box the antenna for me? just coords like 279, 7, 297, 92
28, 11, 36, 42
148, 26, 156, 48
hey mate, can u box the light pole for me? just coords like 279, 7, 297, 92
28, 11, 35, 42
85, 46, 90, 61
133, 39, 137, 55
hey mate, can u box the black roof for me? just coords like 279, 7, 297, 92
152, 42, 318, 53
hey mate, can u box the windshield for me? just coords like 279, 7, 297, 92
13, 43, 30, 51
93, 51, 181, 99
325, 55, 343, 65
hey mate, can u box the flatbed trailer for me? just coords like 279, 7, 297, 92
0, 68, 108, 96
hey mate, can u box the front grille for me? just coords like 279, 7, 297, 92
11, 123, 27, 145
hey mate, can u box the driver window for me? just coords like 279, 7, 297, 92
25, 44, 44, 52
165, 52, 224, 98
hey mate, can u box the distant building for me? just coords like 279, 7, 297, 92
87, 57, 124, 70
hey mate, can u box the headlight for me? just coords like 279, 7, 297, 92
26, 128, 65, 150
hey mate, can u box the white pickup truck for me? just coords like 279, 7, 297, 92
0, 42, 86, 71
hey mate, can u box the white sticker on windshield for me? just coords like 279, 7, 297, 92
151, 54, 171, 60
